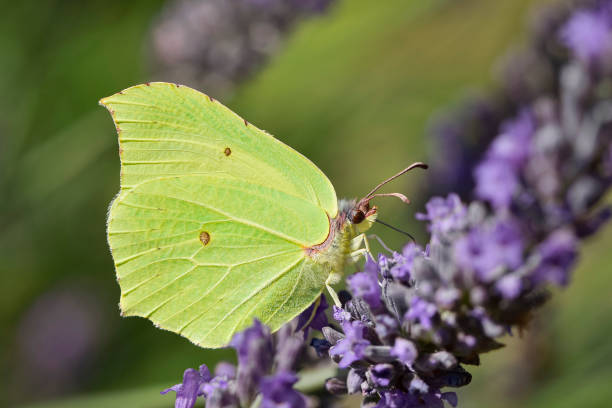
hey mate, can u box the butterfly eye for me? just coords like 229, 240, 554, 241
351, 209, 366, 224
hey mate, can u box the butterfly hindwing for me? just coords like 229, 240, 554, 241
108, 174, 330, 347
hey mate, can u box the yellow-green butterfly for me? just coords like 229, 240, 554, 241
101, 82, 426, 348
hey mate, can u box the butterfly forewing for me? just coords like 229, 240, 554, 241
100, 83, 337, 217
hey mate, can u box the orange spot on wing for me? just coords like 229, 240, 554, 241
199, 231, 211, 246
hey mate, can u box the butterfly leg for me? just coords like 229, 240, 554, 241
325, 282, 342, 307
298, 296, 322, 330
367, 234, 394, 253
350, 233, 373, 261
350, 248, 368, 263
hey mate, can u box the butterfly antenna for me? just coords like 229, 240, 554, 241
357, 162, 428, 209
363, 162, 428, 200
374, 218, 417, 243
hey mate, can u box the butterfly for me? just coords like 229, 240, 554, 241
101, 82, 426, 348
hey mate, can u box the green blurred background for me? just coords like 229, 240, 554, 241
1, 0, 611, 407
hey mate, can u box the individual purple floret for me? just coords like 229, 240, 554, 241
388, 243, 424, 283
161, 365, 211, 408
329, 320, 371, 368
415, 193, 468, 241
348, 268, 383, 309
405, 297, 438, 330
390, 338, 417, 365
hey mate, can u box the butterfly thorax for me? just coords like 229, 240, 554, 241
305, 199, 375, 283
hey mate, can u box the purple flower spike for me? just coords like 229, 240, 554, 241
163, 2, 612, 407
560, 9, 612, 64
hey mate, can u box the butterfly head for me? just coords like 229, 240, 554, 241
345, 162, 428, 235
349, 201, 378, 234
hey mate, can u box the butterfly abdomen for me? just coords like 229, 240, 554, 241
305, 208, 358, 281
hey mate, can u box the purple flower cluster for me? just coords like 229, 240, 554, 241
316, 1, 612, 406
162, 319, 314, 408
163, 1, 612, 407
151, 0, 336, 98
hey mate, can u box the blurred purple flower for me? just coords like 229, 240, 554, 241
495, 273, 522, 299
487, 110, 534, 168
151, 0, 337, 97
474, 159, 519, 208
15, 285, 106, 398
230, 319, 273, 367
260, 372, 306, 408
164, 319, 307, 408
560, 9, 612, 64
453, 221, 524, 283
214, 362, 236, 379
